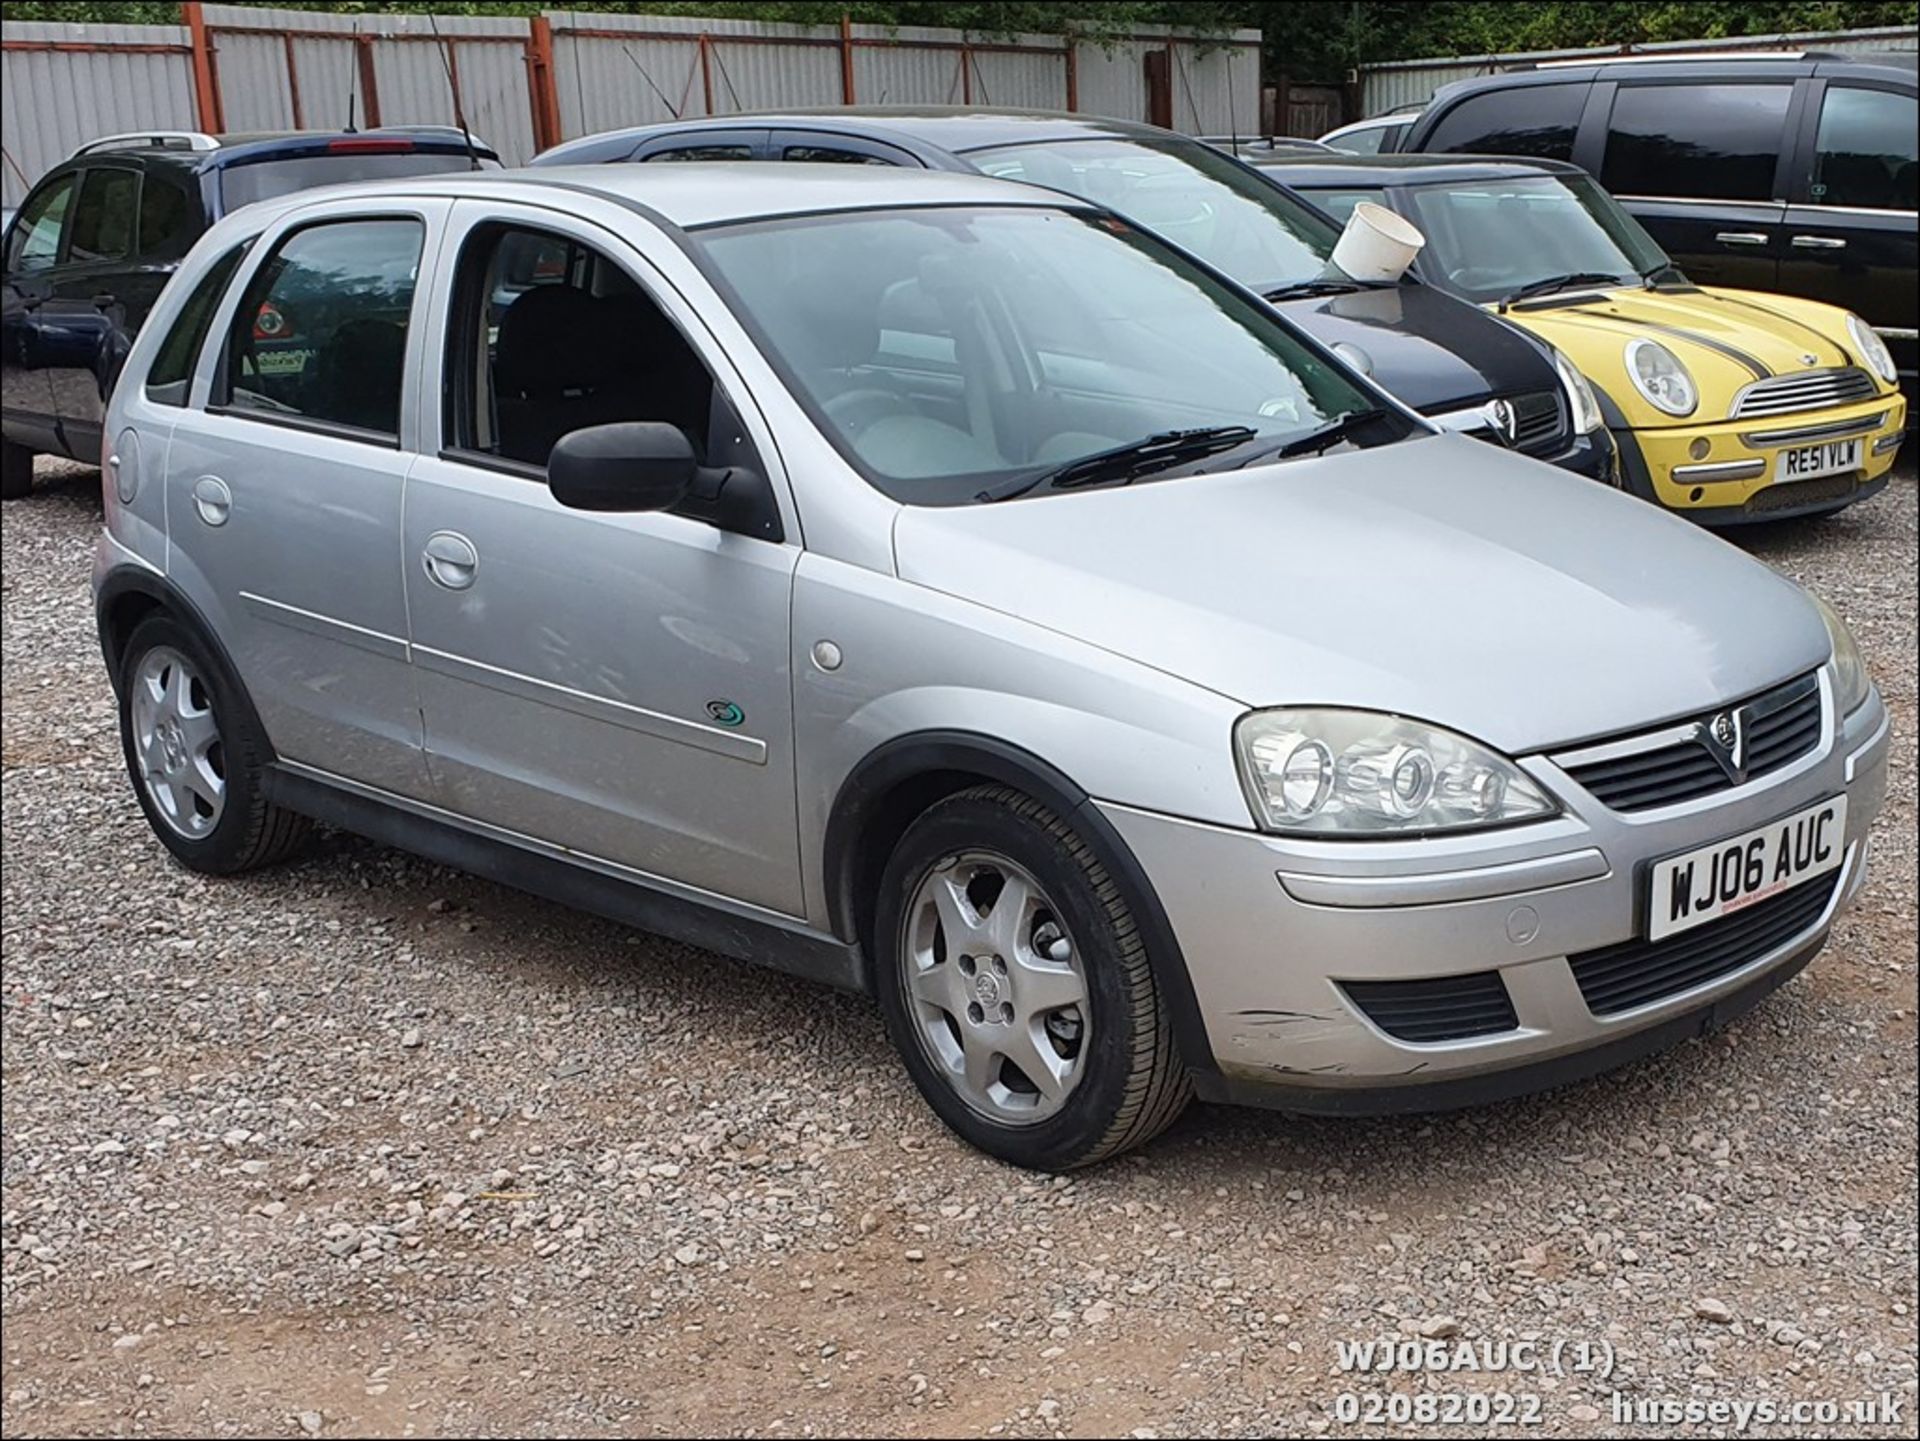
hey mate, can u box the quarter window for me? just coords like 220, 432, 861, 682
146, 241, 251, 407
1423, 85, 1585, 161
1601, 83, 1792, 201
1812, 87, 1917, 211
221, 218, 423, 438
67, 168, 140, 263
5, 173, 75, 273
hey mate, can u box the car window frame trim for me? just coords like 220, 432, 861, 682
1589, 75, 1805, 207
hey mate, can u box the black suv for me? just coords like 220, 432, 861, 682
1400, 52, 1918, 403
2, 128, 498, 498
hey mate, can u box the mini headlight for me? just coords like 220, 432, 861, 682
1235, 710, 1558, 835
1550, 346, 1604, 434
1844, 313, 1898, 386
1810, 592, 1871, 715
1624, 337, 1697, 417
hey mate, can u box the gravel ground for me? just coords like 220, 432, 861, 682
3, 457, 1915, 1439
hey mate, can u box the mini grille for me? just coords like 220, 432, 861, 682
1511, 390, 1566, 456
1745, 474, 1861, 515
1340, 971, 1519, 1042
1558, 674, 1822, 814
1731, 367, 1877, 419
1568, 872, 1838, 1016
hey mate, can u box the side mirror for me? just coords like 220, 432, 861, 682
548, 422, 696, 513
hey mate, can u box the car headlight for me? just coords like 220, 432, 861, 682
1234, 709, 1558, 835
1810, 592, 1871, 715
1550, 346, 1604, 434
1844, 312, 1898, 386
1622, 337, 1697, 417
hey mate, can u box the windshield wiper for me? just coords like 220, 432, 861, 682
1498, 271, 1622, 309
976, 426, 1258, 503
1264, 408, 1390, 460
1263, 277, 1365, 302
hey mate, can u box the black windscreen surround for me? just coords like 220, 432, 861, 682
1601, 83, 1793, 202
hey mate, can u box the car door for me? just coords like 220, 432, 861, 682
2, 169, 79, 453
162, 198, 447, 800
1781, 78, 1918, 395
402, 199, 806, 916
1593, 78, 1800, 292
33, 163, 146, 459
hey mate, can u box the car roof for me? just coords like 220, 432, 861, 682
1427, 49, 1916, 101
539, 106, 1197, 163
1244, 153, 1587, 186
76, 129, 499, 176
246, 162, 1092, 231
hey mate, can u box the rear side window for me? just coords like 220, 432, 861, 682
68, 168, 140, 263
221, 218, 423, 438
5, 173, 75, 273
146, 241, 251, 407
1424, 85, 1584, 161
783, 145, 890, 165
1812, 87, 1917, 211
643, 144, 755, 162
1601, 84, 1792, 201
138, 174, 195, 255
1333, 126, 1390, 156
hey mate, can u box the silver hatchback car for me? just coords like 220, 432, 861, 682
95, 166, 1888, 1171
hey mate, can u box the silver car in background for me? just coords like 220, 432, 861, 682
93, 165, 1888, 1171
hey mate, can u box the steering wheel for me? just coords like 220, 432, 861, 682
823, 388, 905, 437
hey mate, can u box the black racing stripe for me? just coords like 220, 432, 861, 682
1708, 292, 1853, 362
1632, 319, 1771, 381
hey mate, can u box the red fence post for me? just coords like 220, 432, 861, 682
1064, 34, 1078, 112
839, 11, 855, 104
525, 16, 564, 151
182, 1, 224, 133
355, 32, 382, 128
699, 32, 715, 115
282, 32, 304, 127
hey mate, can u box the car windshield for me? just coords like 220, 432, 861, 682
963, 137, 1340, 291
694, 205, 1406, 505
219, 151, 497, 212
1398, 173, 1671, 304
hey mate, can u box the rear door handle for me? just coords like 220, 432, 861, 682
1714, 232, 1769, 247
1791, 235, 1847, 250
190, 475, 232, 526
422, 531, 478, 590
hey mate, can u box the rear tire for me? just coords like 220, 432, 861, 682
117, 612, 310, 874
1, 437, 33, 500
873, 784, 1190, 1171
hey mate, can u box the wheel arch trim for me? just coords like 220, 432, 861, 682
822, 730, 1218, 1076
95, 566, 273, 753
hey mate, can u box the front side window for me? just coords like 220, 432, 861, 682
147, 241, 251, 407
696, 205, 1408, 505
1399, 174, 1669, 304
1293, 186, 1385, 224
447, 224, 731, 471
138, 174, 195, 255
1812, 86, 1917, 211
783, 145, 889, 165
1424, 85, 1584, 161
644, 145, 755, 163
1333, 126, 1389, 156
965, 136, 1341, 291
6, 173, 76, 273
221, 218, 423, 437
1601, 83, 1793, 201
67, 168, 139, 263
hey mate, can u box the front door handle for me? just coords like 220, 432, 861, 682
1791, 235, 1847, 250
1714, 231, 1769, 247
422, 530, 478, 590
190, 475, 231, 526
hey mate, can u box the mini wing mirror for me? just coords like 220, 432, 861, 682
548, 422, 696, 513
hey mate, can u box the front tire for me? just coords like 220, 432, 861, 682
1, 437, 33, 500
873, 785, 1190, 1170
117, 613, 310, 874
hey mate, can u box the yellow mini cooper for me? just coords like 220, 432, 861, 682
1255, 154, 1907, 525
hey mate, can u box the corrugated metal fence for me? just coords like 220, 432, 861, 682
0, 3, 1261, 205
1359, 25, 1919, 118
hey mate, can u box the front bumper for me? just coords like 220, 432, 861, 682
1620, 391, 1906, 524
1104, 677, 1890, 1112
1546, 426, 1618, 484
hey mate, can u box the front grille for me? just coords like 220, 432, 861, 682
1557, 673, 1822, 814
1340, 971, 1518, 1042
1744, 474, 1860, 515
1730, 367, 1877, 419
1568, 872, 1838, 1016
1511, 390, 1567, 456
